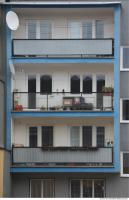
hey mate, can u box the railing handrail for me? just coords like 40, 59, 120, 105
13, 91, 114, 94
13, 38, 114, 41
12, 146, 113, 149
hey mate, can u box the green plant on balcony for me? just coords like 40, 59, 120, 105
102, 86, 114, 96
40, 106, 46, 111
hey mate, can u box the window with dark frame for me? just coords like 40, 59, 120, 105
40, 75, 52, 94
97, 127, 105, 147
29, 127, 37, 147
82, 126, 92, 147
122, 100, 129, 120
42, 126, 53, 147
71, 180, 80, 197
71, 75, 80, 94
83, 75, 92, 93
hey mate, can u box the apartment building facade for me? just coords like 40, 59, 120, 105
0, 0, 129, 197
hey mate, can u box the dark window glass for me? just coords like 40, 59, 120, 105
71, 75, 80, 94
97, 75, 105, 109
71, 180, 80, 197
123, 153, 129, 174
83, 75, 92, 93
42, 126, 53, 146
29, 127, 37, 147
123, 100, 129, 120
94, 180, 105, 197
83, 126, 92, 147
83, 180, 92, 197
40, 75, 52, 94
28, 75, 36, 109
123, 48, 129, 69
31, 180, 42, 197
97, 127, 105, 147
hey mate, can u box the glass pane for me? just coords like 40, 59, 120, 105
83, 180, 92, 197
28, 20, 36, 39
96, 75, 105, 109
31, 180, 42, 197
123, 48, 129, 69
70, 127, 80, 146
83, 75, 92, 93
96, 20, 104, 39
40, 75, 52, 94
28, 75, 36, 109
94, 180, 104, 197
40, 21, 51, 39
97, 127, 105, 147
42, 126, 53, 146
123, 100, 129, 120
43, 180, 54, 197
71, 180, 80, 197
69, 22, 81, 39
29, 127, 37, 147
71, 75, 80, 94
82, 22, 92, 39
123, 153, 129, 174
83, 126, 92, 147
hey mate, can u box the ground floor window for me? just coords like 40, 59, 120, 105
30, 179, 55, 197
121, 152, 129, 177
71, 179, 105, 197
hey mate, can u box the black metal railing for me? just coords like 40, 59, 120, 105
12, 146, 114, 166
12, 91, 114, 112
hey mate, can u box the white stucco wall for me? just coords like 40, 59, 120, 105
13, 63, 114, 109
12, 8, 114, 39
13, 119, 114, 147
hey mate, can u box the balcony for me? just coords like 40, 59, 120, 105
12, 146, 113, 166
12, 39, 114, 58
13, 92, 114, 112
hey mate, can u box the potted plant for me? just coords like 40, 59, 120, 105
102, 86, 114, 110
40, 106, 46, 111
102, 86, 114, 96
14, 104, 23, 111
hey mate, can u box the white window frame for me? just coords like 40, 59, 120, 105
120, 46, 129, 71
70, 179, 105, 198
120, 152, 129, 177
95, 19, 105, 39
26, 19, 52, 39
120, 98, 129, 123
30, 179, 55, 198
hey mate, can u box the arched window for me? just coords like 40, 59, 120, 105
83, 75, 92, 93
40, 75, 52, 94
71, 75, 80, 94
